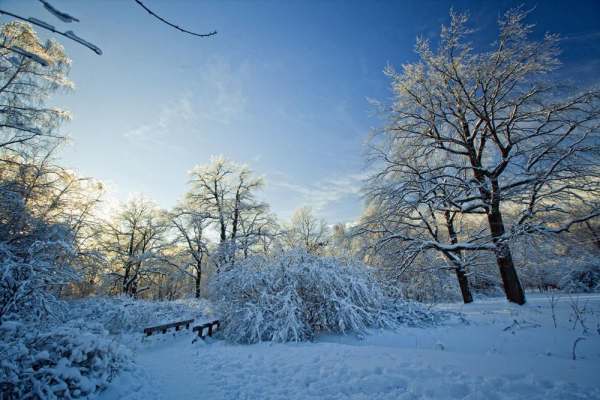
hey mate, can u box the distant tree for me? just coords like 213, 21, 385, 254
101, 197, 169, 296
186, 157, 265, 271
284, 206, 329, 254
373, 8, 600, 304
236, 204, 279, 259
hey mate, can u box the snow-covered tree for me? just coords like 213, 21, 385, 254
361, 150, 483, 303
169, 205, 211, 298
186, 156, 266, 270
100, 197, 170, 297
0, 21, 72, 159
370, 8, 600, 304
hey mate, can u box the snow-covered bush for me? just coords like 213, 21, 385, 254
0, 320, 132, 399
559, 262, 600, 293
67, 296, 212, 336
210, 249, 438, 343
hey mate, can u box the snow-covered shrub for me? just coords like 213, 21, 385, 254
66, 296, 212, 335
0, 320, 132, 399
559, 262, 600, 293
210, 249, 438, 343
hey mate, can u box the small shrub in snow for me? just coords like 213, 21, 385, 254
0, 320, 132, 399
210, 249, 438, 343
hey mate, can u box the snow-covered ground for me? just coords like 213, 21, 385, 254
99, 293, 600, 400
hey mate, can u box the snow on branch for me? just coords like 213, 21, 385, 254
0, 43, 49, 66
0, 9, 102, 56
38, 0, 80, 23
134, 0, 217, 38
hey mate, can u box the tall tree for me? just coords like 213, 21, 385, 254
187, 156, 264, 271
375, 9, 600, 304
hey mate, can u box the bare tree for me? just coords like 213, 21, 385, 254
101, 197, 169, 296
284, 206, 330, 254
373, 8, 600, 304
170, 206, 211, 298
236, 204, 278, 259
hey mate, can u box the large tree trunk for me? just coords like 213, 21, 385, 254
487, 206, 526, 305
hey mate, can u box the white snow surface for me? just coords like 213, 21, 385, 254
98, 293, 600, 400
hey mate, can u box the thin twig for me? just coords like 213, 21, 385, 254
133, 0, 217, 38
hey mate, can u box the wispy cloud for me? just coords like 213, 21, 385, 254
123, 57, 250, 149
198, 57, 249, 126
561, 31, 600, 43
123, 94, 194, 150
269, 171, 370, 218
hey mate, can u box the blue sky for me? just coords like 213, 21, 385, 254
2, 0, 600, 223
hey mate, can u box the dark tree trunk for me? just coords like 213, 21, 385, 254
195, 266, 201, 299
444, 211, 473, 304
487, 206, 526, 305
122, 263, 131, 294
455, 267, 473, 304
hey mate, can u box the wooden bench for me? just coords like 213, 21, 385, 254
192, 320, 220, 339
143, 319, 194, 336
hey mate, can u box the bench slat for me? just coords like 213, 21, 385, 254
143, 319, 195, 336
192, 320, 220, 339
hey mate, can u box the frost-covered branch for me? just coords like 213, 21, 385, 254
0, 9, 102, 56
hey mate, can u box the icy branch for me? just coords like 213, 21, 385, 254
0, 9, 102, 55
38, 0, 80, 23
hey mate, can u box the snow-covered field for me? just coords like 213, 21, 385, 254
99, 293, 600, 400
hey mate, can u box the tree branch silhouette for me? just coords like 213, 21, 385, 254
134, 0, 217, 38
